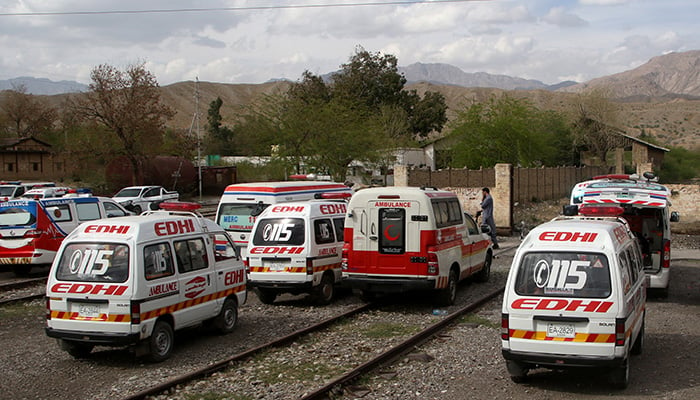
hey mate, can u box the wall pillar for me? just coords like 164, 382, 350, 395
615, 148, 624, 174
494, 163, 513, 235
393, 164, 408, 187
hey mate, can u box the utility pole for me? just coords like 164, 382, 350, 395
195, 77, 202, 201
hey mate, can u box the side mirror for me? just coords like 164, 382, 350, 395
250, 201, 267, 217
670, 211, 680, 222
480, 224, 491, 234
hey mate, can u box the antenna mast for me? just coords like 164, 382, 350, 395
195, 77, 202, 201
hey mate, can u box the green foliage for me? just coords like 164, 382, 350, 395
660, 146, 700, 183
447, 94, 574, 168
205, 97, 236, 155
361, 322, 421, 338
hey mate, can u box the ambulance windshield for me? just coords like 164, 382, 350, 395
514, 252, 611, 298
55, 243, 130, 283
217, 203, 268, 232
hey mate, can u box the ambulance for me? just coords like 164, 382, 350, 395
247, 200, 347, 305
501, 204, 646, 389
0, 196, 133, 276
572, 172, 679, 296
215, 181, 353, 257
45, 202, 246, 362
341, 186, 493, 306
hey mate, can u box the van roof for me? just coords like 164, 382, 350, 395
68, 211, 224, 243
522, 216, 635, 253
223, 181, 351, 198
257, 200, 347, 218
350, 186, 457, 200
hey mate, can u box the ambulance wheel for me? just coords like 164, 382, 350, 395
631, 318, 644, 355
257, 288, 277, 305
609, 358, 630, 389
214, 298, 238, 334
147, 320, 174, 363
314, 274, 335, 305
435, 269, 458, 306
62, 341, 94, 359
474, 252, 492, 283
506, 360, 528, 383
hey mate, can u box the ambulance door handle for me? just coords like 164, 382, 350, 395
369, 235, 378, 241
207, 275, 211, 285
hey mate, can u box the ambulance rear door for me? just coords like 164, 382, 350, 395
363, 199, 422, 275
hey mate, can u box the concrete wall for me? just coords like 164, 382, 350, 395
667, 184, 700, 223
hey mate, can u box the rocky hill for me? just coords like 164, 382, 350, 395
559, 50, 700, 98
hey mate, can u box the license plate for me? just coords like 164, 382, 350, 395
75, 303, 101, 318
547, 323, 575, 338
264, 260, 287, 271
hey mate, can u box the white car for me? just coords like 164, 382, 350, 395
112, 185, 179, 214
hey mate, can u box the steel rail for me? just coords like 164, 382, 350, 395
0, 276, 46, 291
0, 292, 44, 306
300, 285, 505, 399
121, 302, 373, 400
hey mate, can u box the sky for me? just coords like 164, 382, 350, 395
1, 0, 698, 87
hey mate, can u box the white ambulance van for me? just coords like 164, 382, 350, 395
501, 204, 646, 389
45, 202, 246, 362
215, 181, 352, 257
341, 186, 493, 306
572, 172, 679, 296
247, 200, 347, 305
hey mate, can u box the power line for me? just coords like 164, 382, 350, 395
0, 0, 488, 17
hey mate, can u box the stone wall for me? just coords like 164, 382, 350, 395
667, 184, 700, 223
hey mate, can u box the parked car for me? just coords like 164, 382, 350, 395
112, 186, 179, 214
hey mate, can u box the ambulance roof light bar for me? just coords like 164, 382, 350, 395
315, 192, 352, 200
159, 201, 202, 212
289, 174, 317, 180
578, 205, 625, 217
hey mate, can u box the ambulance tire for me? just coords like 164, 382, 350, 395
435, 268, 458, 306
147, 320, 174, 363
609, 357, 630, 389
506, 360, 529, 383
474, 252, 492, 283
63, 341, 94, 359
257, 288, 277, 305
631, 317, 644, 355
214, 298, 238, 334
314, 274, 335, 305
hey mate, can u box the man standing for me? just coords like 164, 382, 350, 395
478, 187, 499, 249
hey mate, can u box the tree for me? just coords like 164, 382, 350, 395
447, 94, 573, 168
206, 97, 235, 155
570, 88, 625, 165
69, 62, 174, 184
0, 84, 57, 138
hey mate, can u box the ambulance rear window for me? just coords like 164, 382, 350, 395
217, 203, 267, 232
252, 218, 305, 246
514, 252, 611, 298
0, 206, 36, 226
55, 243, 130, 283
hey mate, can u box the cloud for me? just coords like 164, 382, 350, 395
542, 7, 588, 27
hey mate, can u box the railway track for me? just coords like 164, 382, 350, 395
120, 286, 505, 400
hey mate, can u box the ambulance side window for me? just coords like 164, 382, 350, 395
618, 251, 632, 294
47, 204, 71, 222
333, 217, 344, 242
175, 238, 208, 273
144, 243, 175, 280
76, 202, 101, 221
314, 219, 336, 245
213, 233, 238, 261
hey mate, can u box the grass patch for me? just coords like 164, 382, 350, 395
361, 322, 421, 339
249, 352, 345, 385
459, 313, 499, 329
0, 301, 44, 320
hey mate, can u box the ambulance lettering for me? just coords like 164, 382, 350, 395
511, 298, 613, 313
50, 283, 128, 296
318, 247, 338, 256
249, 246, 305, 255
69, 248, 113, 276
149, 282, 178, 297
533, 259, 588, 291
262, 222, 295, 242
539, 231, 598, 242
184, 276, 207, 299
84, 225, 131, 234
374, 201, 411, 208
271, 205, 305, 213
154, 219, 195, 236
320, 203, 346, 215
224, 269, 245, 285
